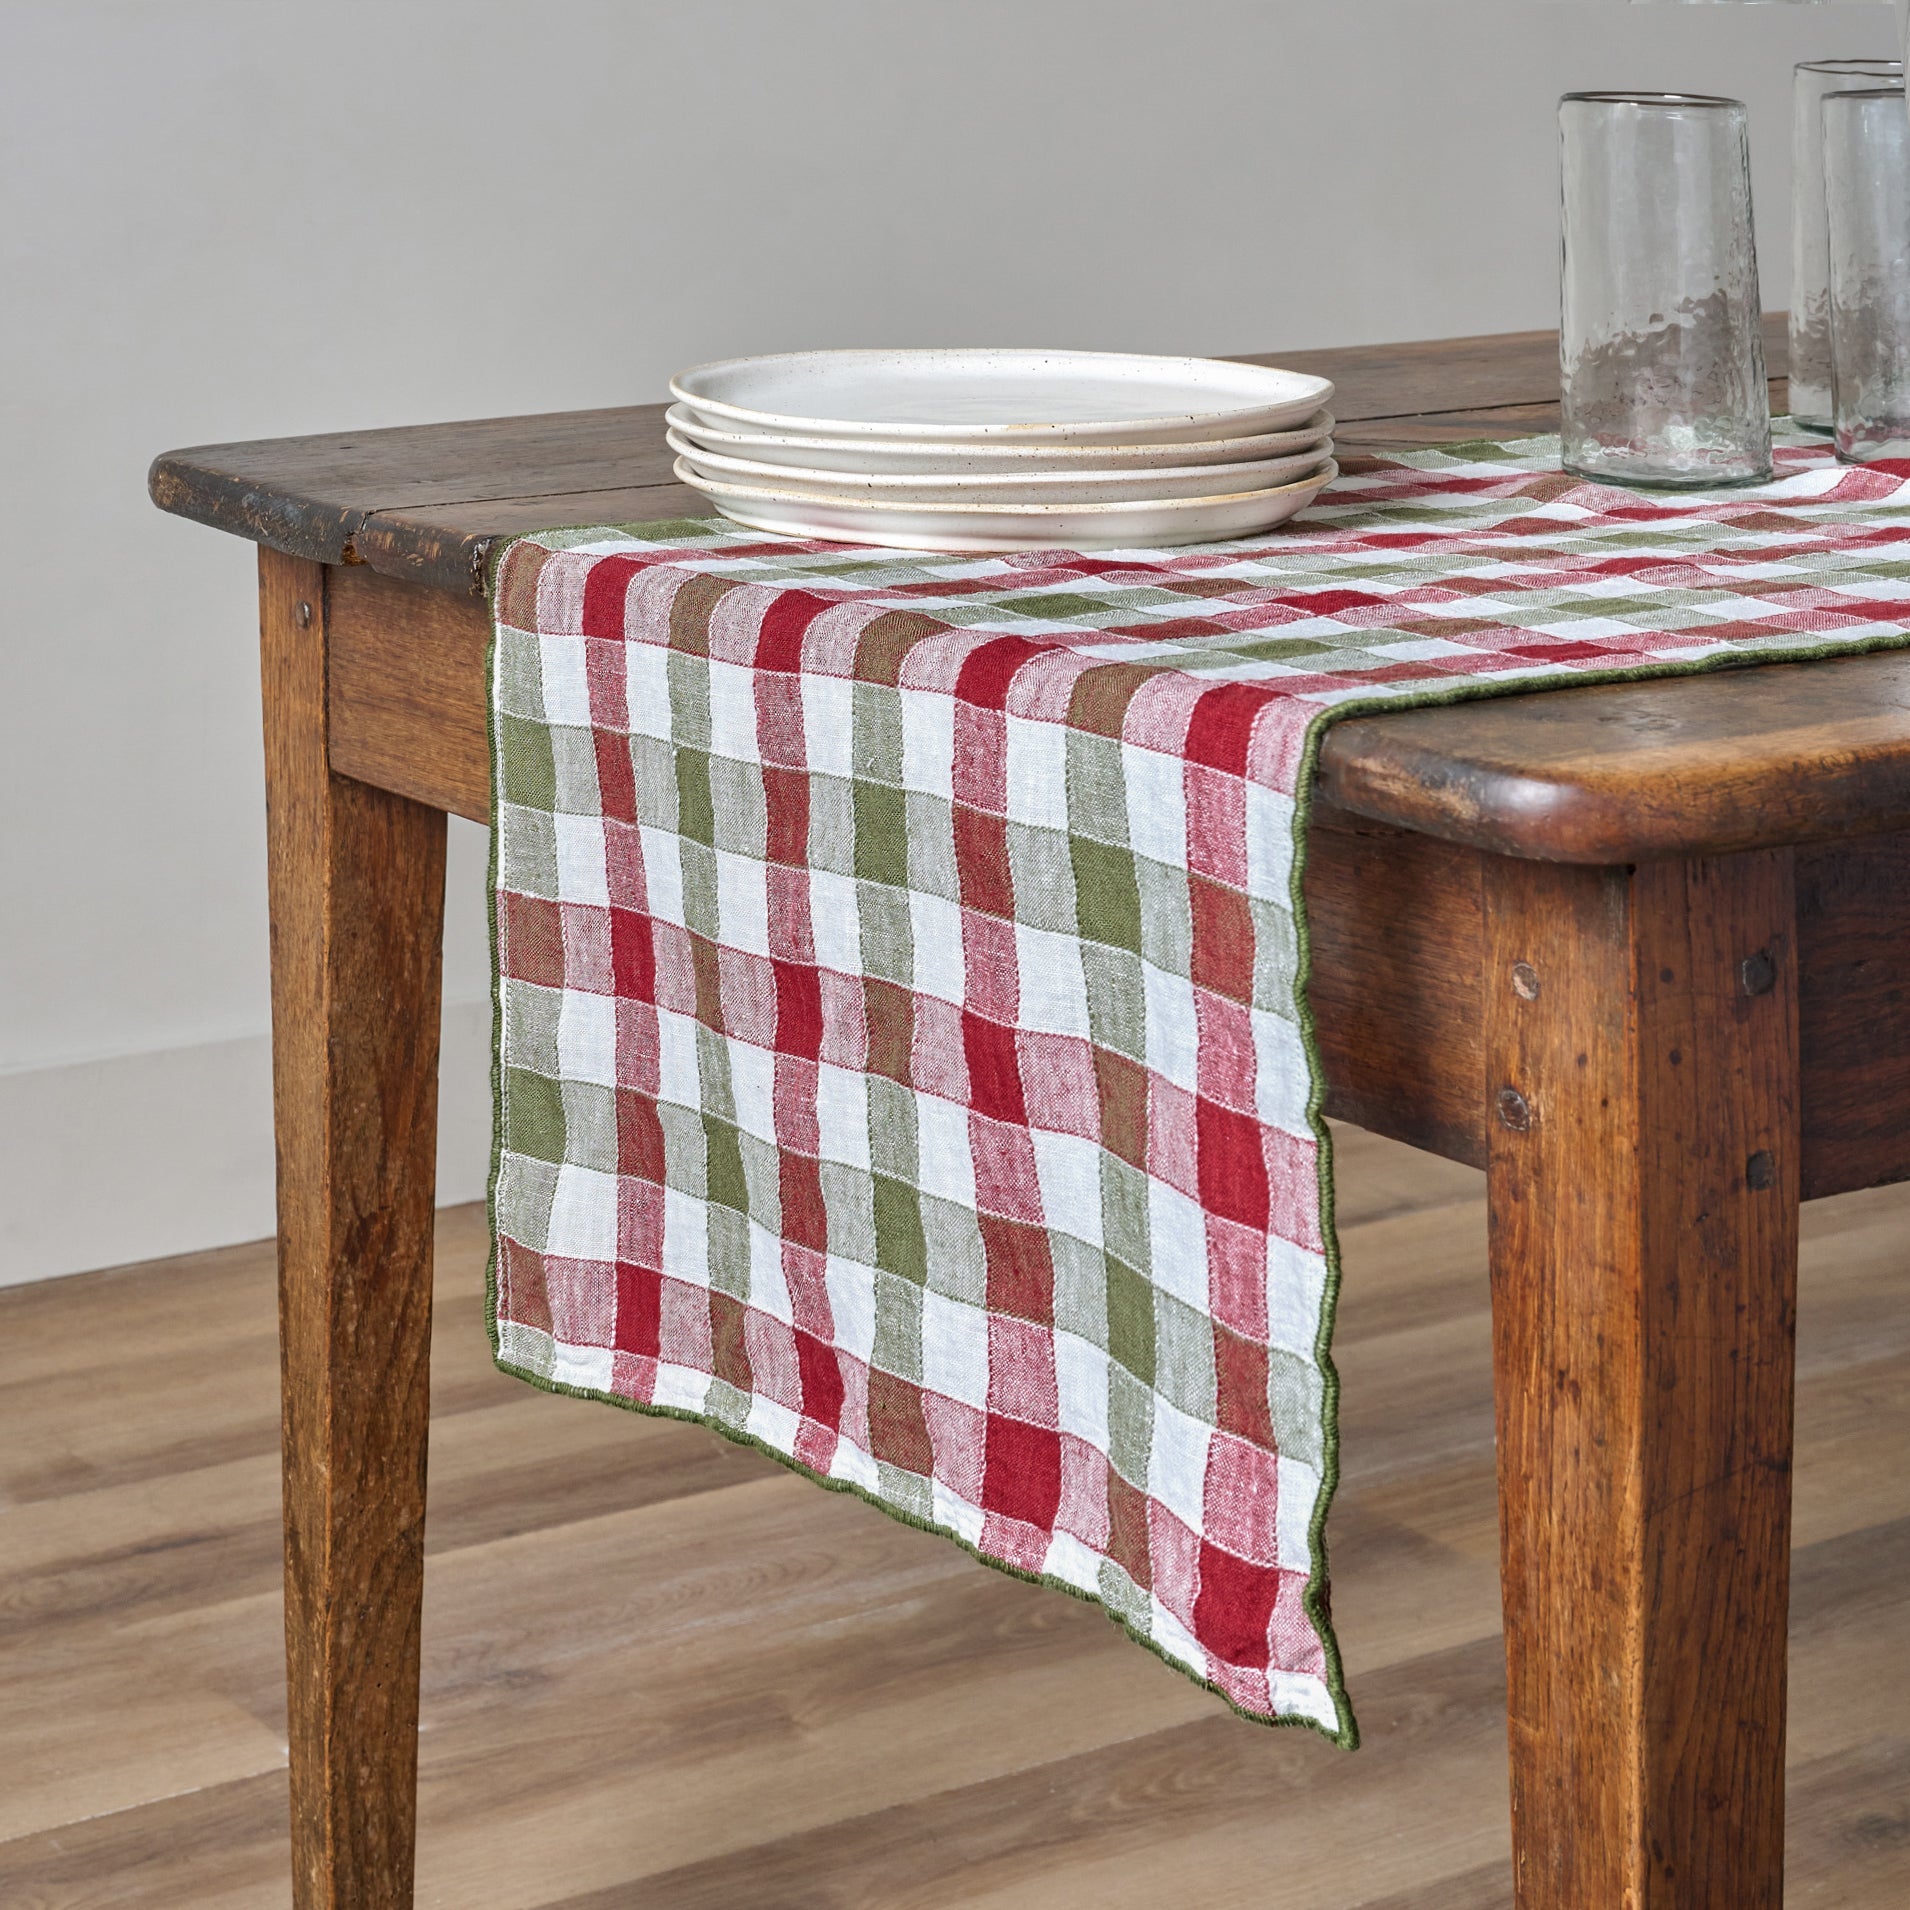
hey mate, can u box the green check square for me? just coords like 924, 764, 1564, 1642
506, 1067, 566, 1165
1070, 835, 1142, 954
1106, 1254, 1156, 1388
854, 779, 910, 889
498, 714, 557, 813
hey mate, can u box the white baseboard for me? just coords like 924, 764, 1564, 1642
0, 998, 495, 1288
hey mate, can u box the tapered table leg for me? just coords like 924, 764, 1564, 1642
1484, 850, 1800, 1909
260, 550, 447, 1909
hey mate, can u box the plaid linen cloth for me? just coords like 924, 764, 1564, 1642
487, 430, 1910, 1744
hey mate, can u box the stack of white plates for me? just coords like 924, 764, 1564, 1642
667, 348, 1337, 552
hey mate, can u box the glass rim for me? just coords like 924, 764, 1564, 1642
1796, 58, 1903, 78
1560, 90, 1745, 113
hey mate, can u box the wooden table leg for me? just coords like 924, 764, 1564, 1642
260, 550, 447, 1909
1484, 850, 1800, 1909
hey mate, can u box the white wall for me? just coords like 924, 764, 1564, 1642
0, 0, 1896, 1283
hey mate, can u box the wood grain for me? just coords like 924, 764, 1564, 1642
1312, 821, 1910, 1205
260, 549, 447, 1909
1303, 807, 1486, 1167
149, 317, 1790, 597
1334, 401, 1562, 448
1795, 828, 1910, 1196
150, 404, 685, 577
1483, 850, 1801, 1909
1318, 648, 1910, 863
328, 565, 492, 820
1233, 330, 1564, 417
350, 481, 706, 596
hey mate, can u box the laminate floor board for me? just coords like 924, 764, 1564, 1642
0, 1643, 282, 1847
1781, 1515, 1910, 1761
1354, 1861, 1513, 1910
1339, 1318, 1910, 1548
0, 1122, 1901, 1908
128, 1484, 1223, 1905
1784, 1354, 1910, 1549
128, 1383, 1522, 1774
526, 1636, 1517, 1910
0, 1374, 771, 1677
1325, 1197, 1491, 1343
0, 1237, 279, 1389
1792, 1180, 1910, 1374
1785, 1737, 1910, 1907
863, 1514, 1909, 1910
1318, 1121, 1486, 1229
0, 1770, 292, 1910
0, 1313, 279, 1506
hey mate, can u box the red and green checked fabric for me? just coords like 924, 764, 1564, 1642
487, 429, 1910, 1745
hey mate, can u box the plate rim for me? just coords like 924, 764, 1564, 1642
673, 455, 1339, 517
663, 403, 1338, 467
667, 430, 1333, 495
668, 347, 1336, 442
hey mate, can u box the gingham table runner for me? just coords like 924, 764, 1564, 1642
487, 429, 1910, 1746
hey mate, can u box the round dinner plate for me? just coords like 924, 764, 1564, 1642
663, 402, 1335, 474
669, 348, 1335, 444
669, 432, 1333, 504
674, 457, 1339, 553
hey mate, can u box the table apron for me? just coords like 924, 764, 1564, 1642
325, 562, 1910, 1202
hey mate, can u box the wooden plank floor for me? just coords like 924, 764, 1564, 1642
1, 1124, 1903, 1907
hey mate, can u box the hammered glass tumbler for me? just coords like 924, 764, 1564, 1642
1790, 58, 1902, 430
1560, 93, 1772, 487
1825, 88, 1910, 463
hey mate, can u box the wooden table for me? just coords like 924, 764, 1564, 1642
151, 323, 1910, 1910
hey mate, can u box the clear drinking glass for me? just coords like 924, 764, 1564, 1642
1560, 93, 1772, 487
1790, 58, 1902, 430
1824, 88, 1910, 462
